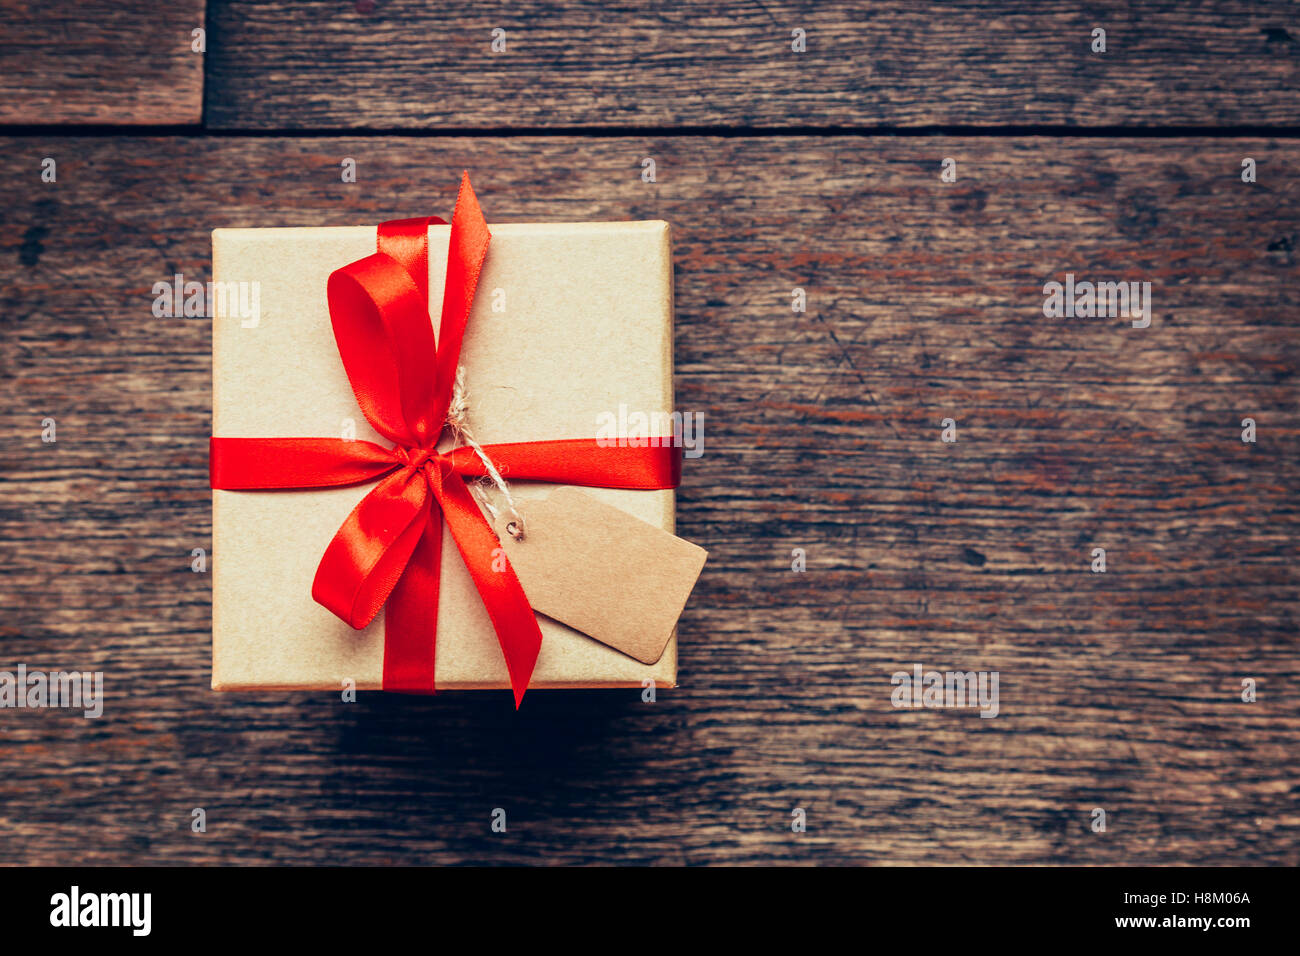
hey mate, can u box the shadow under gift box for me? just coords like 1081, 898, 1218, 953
211, 220, 677, 692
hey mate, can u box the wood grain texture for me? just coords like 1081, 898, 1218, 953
0, 137, 1296, 864
203, 1, 1300, 130
0, 0, 206, 125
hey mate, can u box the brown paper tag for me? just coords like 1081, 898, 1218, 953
490, 487, 707, 664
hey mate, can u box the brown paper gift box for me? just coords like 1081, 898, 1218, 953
211, 220, 676, 691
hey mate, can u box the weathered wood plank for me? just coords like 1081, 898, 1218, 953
0, 137, 1296, 864
0, 1, 206, 125
203, 1, 1300, 129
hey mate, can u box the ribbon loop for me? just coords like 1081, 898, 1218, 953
327, 252, 438, 446
312, 468, 430, 629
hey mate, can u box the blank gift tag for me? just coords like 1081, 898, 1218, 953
491, 487, 707, 664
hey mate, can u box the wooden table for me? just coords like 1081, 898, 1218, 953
0, 2, 1296, 865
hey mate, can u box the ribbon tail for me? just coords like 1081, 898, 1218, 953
383, 502, 442, 694
431, 467, 542, 708
429, 173, 491, 425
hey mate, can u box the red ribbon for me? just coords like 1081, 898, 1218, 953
210, 174, 680, 706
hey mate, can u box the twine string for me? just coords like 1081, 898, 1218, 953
445, 366, 525, 540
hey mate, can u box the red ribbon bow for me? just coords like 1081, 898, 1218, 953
210, 174, 680, 706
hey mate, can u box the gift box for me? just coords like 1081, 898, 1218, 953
210, 179, 682, 698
